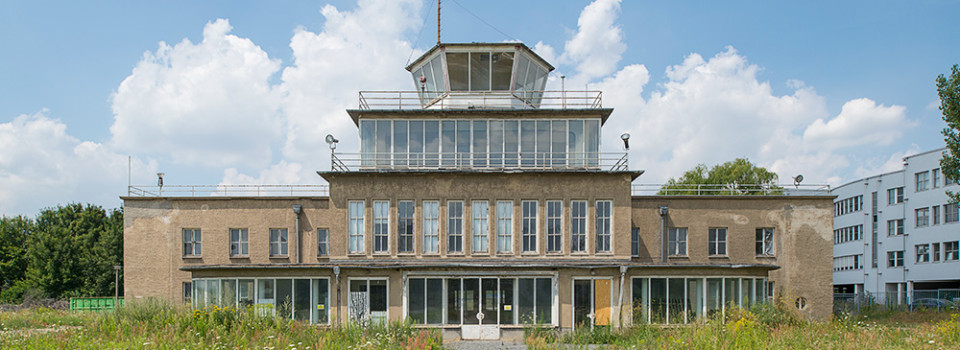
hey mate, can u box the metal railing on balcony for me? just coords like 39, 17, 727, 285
357, 90, 603, 110
631, 183, 831, 196
126, 184, 329, 197
329, 151, 629, 171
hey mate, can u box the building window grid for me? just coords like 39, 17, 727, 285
834, 224, 863, 244
348, 201, 365, 254
595, 200, 612, 253
269, 228, 288, 257
933, 168, 941, 188
398, 201, 415, 253
496, 201, 513, 253
886, 220, 904, 236
521, 201, 538, 252
833, 254, 863, 271
447, 201, 464, 253
916, 171, 930, 192
945, 203, 959, 223
916, 207, 930, 227
546, 201, 562, 253
756, 228, 775, 256
472, 201, 489, 253
317, 228, 328, 256
668, 228, 687, 256
571, 201, 587, 253
229, 228, 248, 257
834, 195, 863, 216
887, 251, 904, 267
916, 244, 930, 263
933, 243, 941, 262
708, 228, 727, 256
422, 201, 440, 254
182, 228, 201, 257
934, 205, 941, 225
945, 241, 959, 261
373, 201, 389, 253
887, 187, 904, 205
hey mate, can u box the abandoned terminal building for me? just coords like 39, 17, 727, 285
123, 42, 834, 340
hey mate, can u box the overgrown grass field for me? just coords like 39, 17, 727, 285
2, 300, 958, 349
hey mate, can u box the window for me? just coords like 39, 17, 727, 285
887, 251, 904, 267
834, 195, 863, 216
373, 201, 389, 253
933, 243, 941, 262
571, 200, 587, 253
945, 241, 959, 261
406, 278, 444, 324
631, 228, 640, 257
916, 171, 930, 192
423, 201, 440, 253
348, 201, 365, 254
933, 168, 942, 188
887, 219, 904, 236
521, 201, 538, 252
596, 200, 612, 253
448, 201, 464, 253
834, 224, 863, 243
945, 203, 959, 223
497, 201, 513, 253
230, 228, 248, 257
182, 228, 201, 256
948, 173, 956, 186
708, 228, 727, 256
887, 187, 904, 205
756, 228, 775, 256
472, 201, 489, 253
934, 205, 941, 225
916, 207, 930, 227
916, 244, 930, 263
270, 228, 288, 257
183, 282, 192, 303
667, 228, 687, 256
317, 228, 328, 256
546, 201, 562, 253
833, 255, 863, 271
398, 201, 414, 253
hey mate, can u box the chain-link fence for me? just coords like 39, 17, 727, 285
835, 289, 960, 314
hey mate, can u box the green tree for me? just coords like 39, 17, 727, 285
659, 158, 782, 195
938, 64, 960, 203
25, 204, 123, 299
0, 216, 33, 293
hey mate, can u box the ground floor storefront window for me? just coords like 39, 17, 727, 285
192, 277, 329, 324
349, 279, 388, 325
631, 276, 767, 325
406, 276, 554, 326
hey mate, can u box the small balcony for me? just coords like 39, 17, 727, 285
330, 151, 629, 172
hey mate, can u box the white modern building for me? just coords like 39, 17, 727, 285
832, 148, 960, 303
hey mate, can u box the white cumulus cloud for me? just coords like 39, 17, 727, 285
110, 19, 284, 169
803, 98, 909, 150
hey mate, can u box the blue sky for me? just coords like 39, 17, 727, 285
1, 0, 958, 215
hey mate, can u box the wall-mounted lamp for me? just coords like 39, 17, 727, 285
157, 173, 164, 188
620, 133, 631, 150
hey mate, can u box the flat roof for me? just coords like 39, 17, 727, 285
346, 108, 614, 126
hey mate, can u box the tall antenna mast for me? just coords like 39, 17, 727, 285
437, 0, 441, 44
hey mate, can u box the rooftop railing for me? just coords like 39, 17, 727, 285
357, 90, 603, 110
631, 183, 831, 196
126, 184, 329, 197
329, 151, 629, 172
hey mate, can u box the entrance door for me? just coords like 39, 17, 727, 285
461, 278, 500, 340
573, 279, 611, 328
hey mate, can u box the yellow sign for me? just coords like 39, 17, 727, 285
503, 305, 512, 311
317, 304, 325, 310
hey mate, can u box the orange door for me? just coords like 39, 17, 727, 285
594, 279, 611, 325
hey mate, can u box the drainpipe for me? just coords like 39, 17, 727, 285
293, 205, 303, 264
617, 266, 627, 328
659, 206, 669, 263
334, 266, 341, 326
